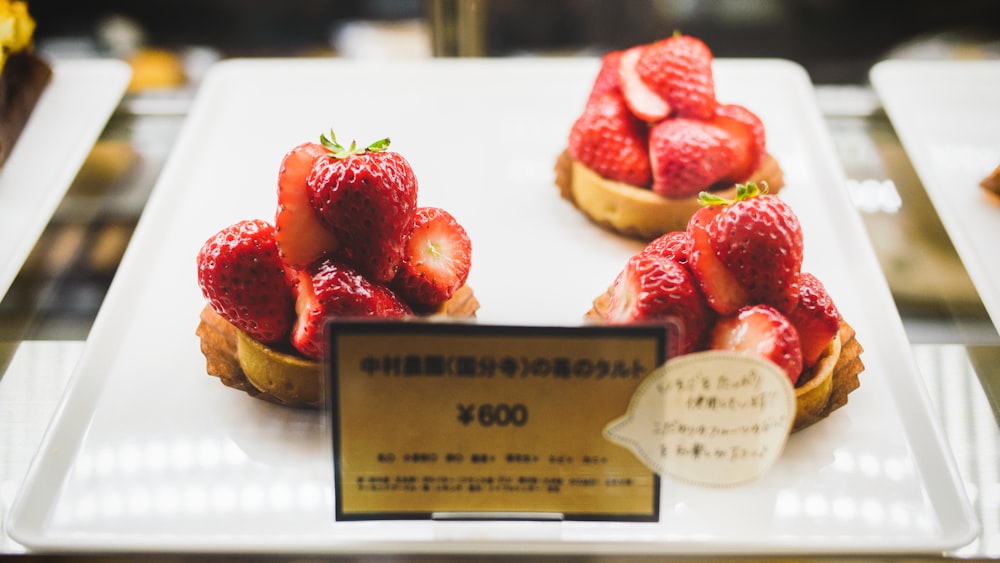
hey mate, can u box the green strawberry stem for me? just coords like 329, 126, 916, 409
320, 129, 390, 159
698, 181, 769, 206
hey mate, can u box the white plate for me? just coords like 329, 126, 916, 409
870, 60, 1000, 335
7, 58, 977, 554
0, 59, 131, 298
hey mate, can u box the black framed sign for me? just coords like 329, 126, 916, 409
327, 321, 673, 521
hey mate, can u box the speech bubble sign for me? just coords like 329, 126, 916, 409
603, 350, 795, 487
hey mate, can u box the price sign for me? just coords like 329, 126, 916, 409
327, 321, 672, 521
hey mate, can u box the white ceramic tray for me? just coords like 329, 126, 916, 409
7, 58, 977, 554
870, 60, 1000, 335
0, 59, 131, 298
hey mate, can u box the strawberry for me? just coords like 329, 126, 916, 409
606, 253, 714, 354
638, 230, 690, 265
617, 46, 671, 122
392, 206, 472, 312
274, 142, 340, 269
710, 304, 803, 385
687, 203, 749, 315
688, 184, 802, 314
197, 219, 295, 344
307, 131, 417, 283
711, 103, 766, 183
708, 184, 803, 310
567, 90, 651, 186
785, 272, 841, 366
586, 50, 623, 105
635, 33, 717, 120
648, 117, 738, 198
291, 258, 412, 359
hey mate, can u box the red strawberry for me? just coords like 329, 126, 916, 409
711, 103, 766, 183
307, 131, 417, 283
274, 142, 340, 268
567, 90, 651, 186
648, 117, 738, 198
197, 219, 295, 344
785, 272, 841, 366
635, 34, 717, 120
605, 253, 714, 354
291, 258, 412, 359
586, 50, 623, 104
710, 304, 803, 385
708, 185, 803, 310
617, 46, 671, 122
688, 184, 803, 314
638, 230, 690, 265
392, 206, 472, 312
687, 203, 749, 315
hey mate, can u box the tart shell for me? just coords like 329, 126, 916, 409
555, 150, 785, 240
981, 164, 1000, 201
196, 285, 480, 408
585, 291, 863, 432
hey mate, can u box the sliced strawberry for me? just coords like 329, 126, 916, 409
785, 272, 841, 366
635, 34, 717, 120
586, 50, 623, 105
648, 117, 738, 198
686, 204, 749, 315
567, 90, 651, 187
617, 46, 671, 122
392, 206, 472, 312
638, 230, 690, 265
710, 304, 803, 385
291, 258, 412, 359
606, 253, 714, 354
275, 142, 340, 269
197, 219, 296, 344
711, 103, 766, 183
307, 132, 417, 283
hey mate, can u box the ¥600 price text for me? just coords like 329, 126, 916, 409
456, 403, 528, 427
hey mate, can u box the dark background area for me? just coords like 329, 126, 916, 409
6, 0, 999, 340
27, 0, 1000, 84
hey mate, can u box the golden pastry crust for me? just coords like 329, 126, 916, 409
585, 291, 863, 432
196, 285, 481, 408
981, 164, 1000, 200
792, 321, 863, 431
555, 150, 785, 240
126, 48, 186, 93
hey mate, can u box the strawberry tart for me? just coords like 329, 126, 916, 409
555, 33, 784, 240
0, 1, 50, 168
196, 131, 478, 407
587, 184, 863, 431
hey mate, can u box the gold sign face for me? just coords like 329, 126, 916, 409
327, 321, 670, 521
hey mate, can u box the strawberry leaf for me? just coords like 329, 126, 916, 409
734, 182, 762, 201
699, 181, 771, 207
366, 137, 391, 152
698, 191, 732, 207
319, 129, 391, 159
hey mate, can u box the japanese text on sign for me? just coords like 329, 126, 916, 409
327, 321, 672, 521
358, 354, 649, 380
604, 350, 795, 487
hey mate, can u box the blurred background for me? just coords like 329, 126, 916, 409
2, 1, 1000, 554
30, 0, 1000, 84
3, 0, 999, 342
4, 4, 1000, 555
